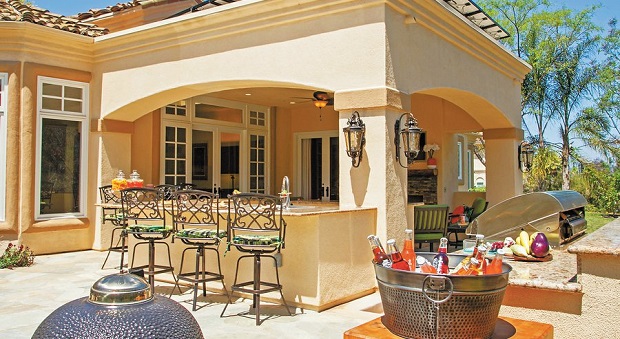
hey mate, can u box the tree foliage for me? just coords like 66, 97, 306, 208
478, 0, 619, 192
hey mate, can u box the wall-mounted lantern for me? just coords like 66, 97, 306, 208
342, 111, 366, 168
518, 141, 534, 172
394, 113, 423, 168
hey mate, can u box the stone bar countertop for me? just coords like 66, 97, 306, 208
567, 218, 620, 256
278, 201, 376, 216
503, 249, 580, 292
468, 219, 619, 293
455, 245, 581, 293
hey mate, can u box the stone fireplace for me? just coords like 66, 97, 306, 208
407, 169, 437, 204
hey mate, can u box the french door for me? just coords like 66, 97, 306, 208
190, 128, 242, 196
295, 131, 339, 201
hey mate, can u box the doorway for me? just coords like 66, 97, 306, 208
295, 131, 339, 201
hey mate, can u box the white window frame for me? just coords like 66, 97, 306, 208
161, 96, 271, 192
0, 73, 7, 221
35, 77, 89, 220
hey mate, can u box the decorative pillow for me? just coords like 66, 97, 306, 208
450, 205, 466, 224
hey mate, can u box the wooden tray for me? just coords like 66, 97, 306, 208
510, 253, 553, 262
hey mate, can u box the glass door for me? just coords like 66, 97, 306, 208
296, 132, 338, 201
191, 129, 241, 196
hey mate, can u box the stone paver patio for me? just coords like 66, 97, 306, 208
0, 250, 384, 338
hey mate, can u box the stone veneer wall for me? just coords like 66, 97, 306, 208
408, 169, 437, 204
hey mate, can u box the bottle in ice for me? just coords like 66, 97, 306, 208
367, 235, 392, 268
432, 237, 449, 274
486, 248, 504, 274
386, 239, 410, 271
472, 234, 485, 257
472, 245, 489, 274
401, 229, 417, 269
416, 256, 436, 274
453, 257, 480, 275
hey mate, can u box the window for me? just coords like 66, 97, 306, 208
36, 77, 89, 219
0, 73, 7, 221
163, 125, 188, 185
165, 101, 187, 118
249, 134, 266, 193
249, 110, 266, 126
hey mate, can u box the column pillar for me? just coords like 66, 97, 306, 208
335, 87, 411, 243
483, 128, 524, 206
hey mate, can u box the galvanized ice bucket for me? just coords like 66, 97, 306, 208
374, 253, 511, 339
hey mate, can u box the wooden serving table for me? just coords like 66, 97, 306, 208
344, 316, 553, 339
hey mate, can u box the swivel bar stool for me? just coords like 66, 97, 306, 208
171, 190, 231, 311
221, 193, 292, 325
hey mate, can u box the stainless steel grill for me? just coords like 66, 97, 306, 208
466, 190, 587, 247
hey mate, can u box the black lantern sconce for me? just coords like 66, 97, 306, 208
394, 113, 423, 168
342, 111, 366, 168
518, 141, 534, 172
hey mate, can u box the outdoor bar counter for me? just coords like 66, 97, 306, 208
496, 218, 620, 338
128, 202, 378, 311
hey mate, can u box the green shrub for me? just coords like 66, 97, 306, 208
0, 243, 35, 269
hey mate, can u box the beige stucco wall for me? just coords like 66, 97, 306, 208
1, 0, 529, 254
127, 208, 378, 311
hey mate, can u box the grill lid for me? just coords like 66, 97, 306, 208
467, 190, 587, 240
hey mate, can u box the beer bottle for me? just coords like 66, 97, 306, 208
386, 239, 410, 271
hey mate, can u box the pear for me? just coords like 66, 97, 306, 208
510, 244, 528, 257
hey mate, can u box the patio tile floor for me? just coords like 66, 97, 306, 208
0, 250, 385, 338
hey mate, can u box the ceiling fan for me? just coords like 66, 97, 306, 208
311, 91, 334, 108
290, 91, 333, 120
291, 91, 334, 108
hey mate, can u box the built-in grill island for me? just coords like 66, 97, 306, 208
466, 190, 588, 247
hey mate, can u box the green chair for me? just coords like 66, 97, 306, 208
447, 197, 488, 248
413, 204, 449, 251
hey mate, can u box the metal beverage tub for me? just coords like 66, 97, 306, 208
374, 253, 511, 339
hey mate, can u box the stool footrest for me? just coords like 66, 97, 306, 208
106, 245, 127, 253
177, 271, 224, 284
131, 264, 174, 276
232, 280, 282, 295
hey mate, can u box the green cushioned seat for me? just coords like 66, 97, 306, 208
127, 225, 172, 233
415, 233, 444, 241
176, 228, 227, 239
231, 235, 282, 246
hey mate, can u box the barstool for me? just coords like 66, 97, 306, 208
170, 190, 231, 311
122, 188, 178, 294
100, 185, 127, 271
221, 193, 292, 325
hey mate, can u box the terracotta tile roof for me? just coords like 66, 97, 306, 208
0, 0, 109, 37
75, 0, 195, 21
75, 0, 240, 21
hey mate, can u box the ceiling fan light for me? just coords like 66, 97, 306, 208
314, 100, 328, 109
